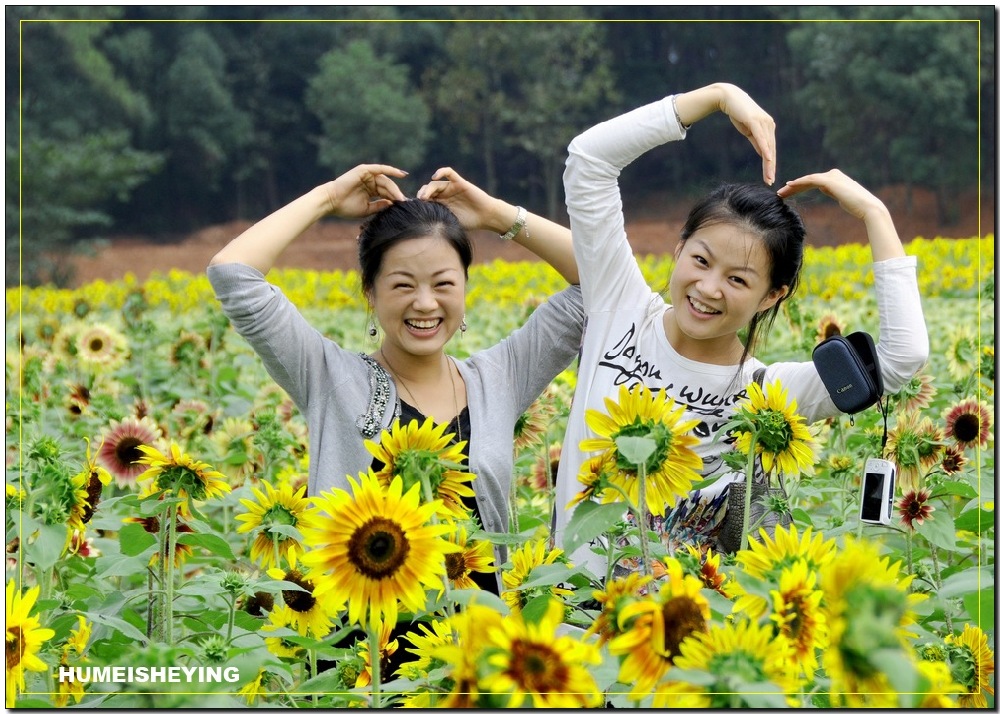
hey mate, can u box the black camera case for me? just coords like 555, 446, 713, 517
811, 331, 883, 414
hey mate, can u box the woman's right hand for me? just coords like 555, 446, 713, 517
322, 164, 409, 219
416, 166, 504, 232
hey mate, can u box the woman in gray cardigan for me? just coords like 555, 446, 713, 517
207, 164, 583, 581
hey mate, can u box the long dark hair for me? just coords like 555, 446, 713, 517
357, 199, 473, 296
678, 183, 806, 370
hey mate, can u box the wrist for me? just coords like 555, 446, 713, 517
499, 205, 528, 241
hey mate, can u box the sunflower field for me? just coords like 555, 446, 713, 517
4, 236, 995, 708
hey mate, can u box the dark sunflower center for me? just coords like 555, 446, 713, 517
784, 597, 806, 640
445, 552, 467, 580
6, 626, 23, 668
953, 413, 982, 443
281, 570, 317, 612
88, 337, 105, 353
348, 517, 410, 580
661, 596, 707, 662
115, 437, 145, 467
509, 640, 567, 691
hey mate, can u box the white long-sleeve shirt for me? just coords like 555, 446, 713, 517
555, 96, 929, 571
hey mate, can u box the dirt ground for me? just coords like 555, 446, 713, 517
67, 186, 992, 287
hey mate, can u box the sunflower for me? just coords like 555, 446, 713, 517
815, 312, 846, 343
732, 524, 837, 620
260, 605, 305, 660
170, 399, 216, 440
944, 399, 994, 450
75, 323, 129, 372
96, 416, 163, 487
300, 471, 458, 631
64, 381, 91, 418
980, 344, 995, 387
940, 445, 969, 475
356, 618, 399, 687
769, 560, 828, 680
480, 599, 603, 708
609, 558, 711, 697
884, 411, 929, 492
6, 580, 55, 707
237, 670, 268, 705
500, 539, 573, 613
169, 330, 208, 369
945, 623, 996, 708
53, 615, 92, 707
567, 452, 615, 509
585, 572, 654, 645
210, 417, 262, 485
650, 680, 713, 708
915, 659, 964, 708
819, 536, 927, 707
236, 481, 316, 569
366, 417, 475, 521
731, 378, 816, 477
134, 441, 230, 502
265, 568, 335, 638
513, 397, 555, 455
581, 383, 703, 516
893, 371, 937, 413
444, 526, 497, 590
896, 488, 935, 530
529, 442, 561, 491
421, 604, 503, 707
66, 438, 113, 534
670, 617, 797, 706
945, 326, 978, 382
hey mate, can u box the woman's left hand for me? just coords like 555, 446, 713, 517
417, 167, 503, 232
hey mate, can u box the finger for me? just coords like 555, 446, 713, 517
363, 198, 396, 215
431, 166, 462, 183
359, 163, 409, 179
372, 174, 408, 202
749, 118, 776, 185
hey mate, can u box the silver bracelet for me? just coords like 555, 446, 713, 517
672, 95, 691, 131
499, 205, 527, 241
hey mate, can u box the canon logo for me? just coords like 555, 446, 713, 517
837, 384, 854, 393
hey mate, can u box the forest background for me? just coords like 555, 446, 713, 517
6, 5, 995, 288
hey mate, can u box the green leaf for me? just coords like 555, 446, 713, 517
119, 522, 157, 556
95, 551, 154, 579
265, 524, 303, 541
963, 588, 994, 631
916, 509, 957, 552
445, 588, 508, 615
23, 521, 68, 572
953, 507, 994, 533
791, 507, 814, 526
176, 532, 235, 559
520, 592, 554, 624
563, 500, 625, 555
938, 568, 993, 598
615, 435, 656, 466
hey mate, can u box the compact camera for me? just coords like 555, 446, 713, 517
859, 458, 897, 525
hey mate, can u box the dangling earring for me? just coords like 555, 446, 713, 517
460, 316, 467, 335
368, 320, 378, 338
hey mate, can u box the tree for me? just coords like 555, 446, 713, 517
305, 39, 431, 173
787, 8, 981, 224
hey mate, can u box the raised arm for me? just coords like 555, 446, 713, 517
418, 167, 579, 285
777, 169, 906, 263
209, 164, 408, 274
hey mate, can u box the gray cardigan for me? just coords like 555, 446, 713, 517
207, 262, 584, 547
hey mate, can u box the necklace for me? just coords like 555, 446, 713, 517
378, 350, 462, 442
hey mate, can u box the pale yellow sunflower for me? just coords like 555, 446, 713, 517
945, 325, 978, 382
893, 371, 937, 413
444, 526, 497, 590
264, 568, 335, 638
6, 580, 55, 707
236, 481, 316, 569
945, 623, 995, 708
135, 441, 231, 502
670, 617, 798, 706
75, 322, 129, 372
501, 539, 573, 613
300, 471, 458, 631
581, 383, 703, 516
731, 378, 816, 477
210, 416, 262, 485
480, 598, 603, 708
815, 312, 846, 343
609, 558, 710, 698
513, 397, 556, 455
366, 417, 476, 521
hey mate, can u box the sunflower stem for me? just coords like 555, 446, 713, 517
636, 461, 652, 579
928, 542, 954, 636
165, 503, 177, 645
740, 431, 759, 553
368, 620, 382, 708
155, 517, 169, 642
509, 475, 521, 535
905, 529, 914, 578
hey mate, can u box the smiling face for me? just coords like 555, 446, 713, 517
369, 236, 467, 360
665, 222, 787, 364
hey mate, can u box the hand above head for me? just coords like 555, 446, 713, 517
778, 169, 904, 261
417, 166, 503, 232
322, 164, 409, 219
674, 83, 776, 185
